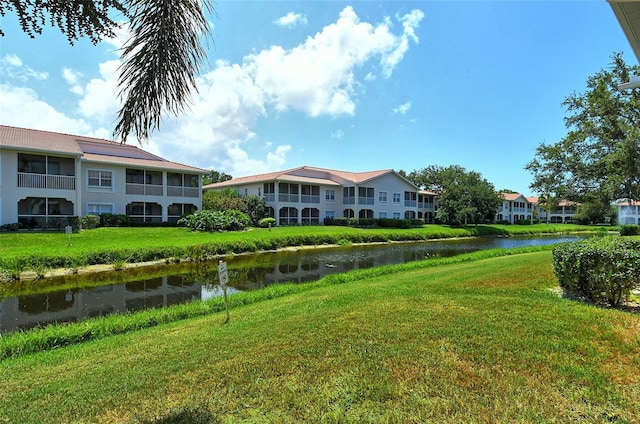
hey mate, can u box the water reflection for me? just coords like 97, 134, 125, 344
0, 235, 582, 333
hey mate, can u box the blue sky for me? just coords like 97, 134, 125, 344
0, 1, 635, 195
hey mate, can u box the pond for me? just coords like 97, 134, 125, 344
0, 235, 583, 333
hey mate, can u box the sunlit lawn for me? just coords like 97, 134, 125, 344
0, 223, 606, 260
1, 250, 637, 423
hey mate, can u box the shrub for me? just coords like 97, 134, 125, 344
80, 214, 101, 229
619, 224, 640, 236
259, 217, 277, 228
178, 210, 250, 232
100, 214, 129, 227
552, 237, 640, 307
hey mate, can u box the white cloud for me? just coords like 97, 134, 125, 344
1, 6, 423, 178
381, 9, 425, 77
274, 12, 308, 28
1, 54, 49, 81
331, 129, 345, 139
0, 84, 102, 136
63, 68, 84, 95
393, 102, 411, 115
248, 6, 423, 118
76, 60, 121, 123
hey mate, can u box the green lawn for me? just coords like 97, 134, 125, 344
0, 223, 607, 260
1, 250, 638, 423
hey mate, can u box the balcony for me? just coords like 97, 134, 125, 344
301, 195, 320, 204
126, 183, 163, 196
18, 172, 76, 191
167, 187, 200, 198
279, 193, 300, 202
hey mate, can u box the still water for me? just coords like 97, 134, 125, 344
0, 235, 582, 333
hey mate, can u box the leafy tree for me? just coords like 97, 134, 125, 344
536, 195, 559, 224
408, 165, 502, 226
1, 0, 214, 143
242, 195, 268, 226
202, 189, 245, 212
202, 189, 267, 226
525, 53, 640, 219
202, 170, 233, 186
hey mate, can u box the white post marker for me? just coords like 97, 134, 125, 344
65, 225, 73, 246
218, 260, 230, 323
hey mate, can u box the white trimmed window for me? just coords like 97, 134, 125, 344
325, 210, 336, 218
378, 191, 387, 203
326, 190, 335, 202
378, 211, 387, 219
393, 193, 401, 204
393, 212, 401, 219
87, 203, 113, 215
87, 169, 113, 190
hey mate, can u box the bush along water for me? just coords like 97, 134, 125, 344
552, 237, 640, 307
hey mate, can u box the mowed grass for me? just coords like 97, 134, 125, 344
1, 251, 638, 423
0, 223, 605, 261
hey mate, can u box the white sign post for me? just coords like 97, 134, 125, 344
218, 260, 230, 323
65, 225, 73, 246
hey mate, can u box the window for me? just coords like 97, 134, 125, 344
325, 210, 336, 219
326, 190, 335, 201
393, 212, 401, 219
378, 211, 387, 219
87, 170, 113, 189
87, 203, 113, 215
379, 191, 387, 203
393, 193, 401, 204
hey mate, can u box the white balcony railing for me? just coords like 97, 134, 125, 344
126, 183, 163, 196
18, 172, 76, 190
167, 186, 200, 198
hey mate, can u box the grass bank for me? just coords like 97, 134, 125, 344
0, 224, 608, 277
1, 248, 638, 423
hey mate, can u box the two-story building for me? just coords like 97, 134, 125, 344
616, 200, 640, 224
497, 193, 533, 223
0, 125, 204, 227
203, 166, 437, 225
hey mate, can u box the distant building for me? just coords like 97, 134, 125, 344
616, 200, 640, 224
527, 197, 578, 224
497, 193, 533, 223
0, 125, 205, 227
203, 165, 437, 225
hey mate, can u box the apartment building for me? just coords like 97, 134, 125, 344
616, 200, 640, 224
497, 193, 533, 223
0, 125, 204, 227
203, 166, 437, 225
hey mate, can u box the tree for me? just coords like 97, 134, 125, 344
525, 53, 640, 220
202, 170, 233, 186
242, 195, 268, 226
1, 0, 214, 143
202, 189, 245, 212
408, 165, 502, 226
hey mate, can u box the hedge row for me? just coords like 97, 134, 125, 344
552, 237, 640, 306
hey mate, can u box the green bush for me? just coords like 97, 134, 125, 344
178, 210, 250, 232
80, 214, 101, 229
552, 237, 640, 307
619, 224, 640, 236
259, 217, 277, 228
100, 213, 129, 227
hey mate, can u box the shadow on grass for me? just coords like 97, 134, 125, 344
144, 405, 217, 424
